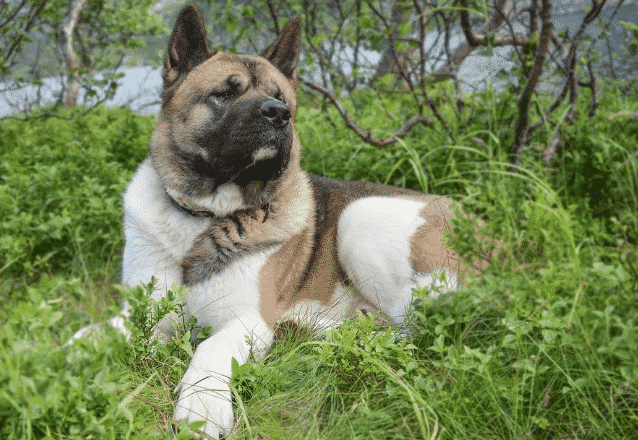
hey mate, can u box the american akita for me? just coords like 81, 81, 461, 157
108, 3, 473, 438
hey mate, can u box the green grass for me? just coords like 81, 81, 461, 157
1, 80, 637, 439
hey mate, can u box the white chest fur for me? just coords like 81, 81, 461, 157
121, 160, 281, 331
121, 159, 210, 298
184, 246, 280, 334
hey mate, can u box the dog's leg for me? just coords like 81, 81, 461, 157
67, 280, 179, 346
337, 196, 459, 324
67, 311, 132, 344
174, 313, 273, 439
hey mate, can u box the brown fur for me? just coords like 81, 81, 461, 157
258, 177, 466, 328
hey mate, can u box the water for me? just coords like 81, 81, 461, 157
0, 66, 163, 117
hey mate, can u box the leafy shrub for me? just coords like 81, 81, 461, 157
0, 275, 139, 439
408, 274, 638, 439
0, 107, 154, 278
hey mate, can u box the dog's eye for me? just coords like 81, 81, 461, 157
210, 89, 233, 99
208, 89, 233, 106
209, 75, 242, 103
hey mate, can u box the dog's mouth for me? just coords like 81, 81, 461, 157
252, 146, 278, 162
229, 148, 288, 187
188, 117, 293, 195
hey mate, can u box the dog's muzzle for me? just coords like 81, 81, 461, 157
260, 99, 290, 128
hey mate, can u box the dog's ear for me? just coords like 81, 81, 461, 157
261, 16, 301, 82
163, 4, 215, 89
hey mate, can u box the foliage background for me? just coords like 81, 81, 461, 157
1, 0, 637, 438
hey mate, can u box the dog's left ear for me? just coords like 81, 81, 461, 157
163, 4, 215, 90
262, 16, 301, 82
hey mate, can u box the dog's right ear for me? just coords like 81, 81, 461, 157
162, 4, 215, 90
262, 16, 301, 83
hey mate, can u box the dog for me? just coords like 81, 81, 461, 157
101, 4, 473, 438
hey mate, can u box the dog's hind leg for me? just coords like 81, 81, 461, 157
67, 279, 180, 346
336, 196, 459, 324
66, 311, 131, 345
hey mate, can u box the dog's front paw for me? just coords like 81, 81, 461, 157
174, 365, 234, 439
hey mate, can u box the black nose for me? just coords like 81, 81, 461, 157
260, 100, 290, 128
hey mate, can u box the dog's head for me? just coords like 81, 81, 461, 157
150, 4, 302, 215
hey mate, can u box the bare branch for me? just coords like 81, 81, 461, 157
567, 0, 607, 72
459, 0, 480, 47
0, 0, 28, 28
3, 0, 48, 69
609, 111, 638, 120
592, 0, 623, 78
529, 0, 606, 146
265, 0, 280, 34
604, 35, 618, 79
369, 1, 416, 90
584, 60, 599, 117
510, 0, 553, 166
529, 2, 538, 36
526, 1, 608, 162
597, 0, 624, 39
430, 0, 525, 82
413, 0, 427, 105
542, 129, 563, 162
458, 0, 523, 47
351, 1, 362, 89
301, 79, 434, 147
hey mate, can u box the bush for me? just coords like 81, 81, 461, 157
0, 107, 153, 279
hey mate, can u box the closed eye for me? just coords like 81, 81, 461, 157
207, 88, 235, 107
208, 75, 243, 102
209, 87, 234, 100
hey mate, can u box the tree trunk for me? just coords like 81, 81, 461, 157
59, 0, 86, 108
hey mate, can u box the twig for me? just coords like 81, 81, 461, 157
459, 0, 526, 47
584, 60, 599, 117
510, 0, 553, 166
594, 0, 624, 78
541, 0, 607, 163
300, 79, 434, 147
265, 0, 279, 34
431, 0, 526, 82
542, 128, 563, 163
459, 0, 480, 47
609, 111, 638, 120
413, 0, 427, 111
3, 0, 48, 68
597, 0, 624, 39
0, 0, 28, 29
